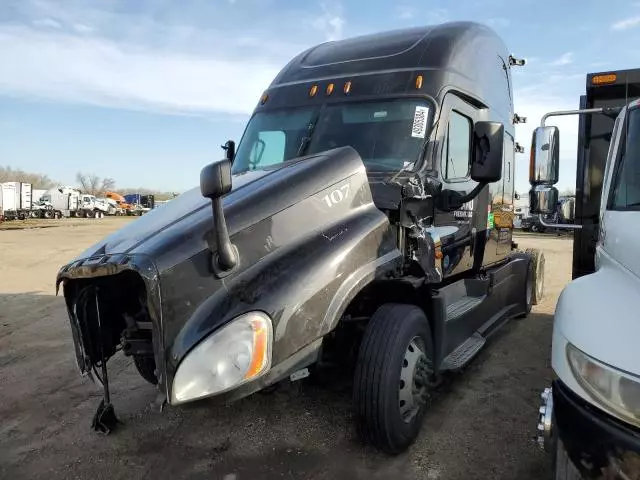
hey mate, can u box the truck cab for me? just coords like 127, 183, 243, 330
55, 21, 543, 454
531, 70, 640, 479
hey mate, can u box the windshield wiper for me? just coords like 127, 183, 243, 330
296, 112, 321, 157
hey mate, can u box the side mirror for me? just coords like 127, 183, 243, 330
530, 185, 559, 215
529, 126, 559, 185
222, 140, 236, 163
200, 159, 237, 274
529, 126, 560, 215
515, 192, 521, 200
200, 159, 232, 199
471, 121, 504, 183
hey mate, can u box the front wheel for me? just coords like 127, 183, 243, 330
353, 303, 434, 455
133, 355, 158, 385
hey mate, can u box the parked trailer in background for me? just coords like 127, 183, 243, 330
0, 182, 33, 220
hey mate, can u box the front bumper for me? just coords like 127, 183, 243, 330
538, 380, 640, 479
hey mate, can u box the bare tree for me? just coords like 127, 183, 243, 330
0, 166, 57, 189
75, 172, 116, 196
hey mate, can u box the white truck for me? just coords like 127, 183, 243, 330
530, 69, 640, 479
0, 181, 33, 220
37, 187, 110, 218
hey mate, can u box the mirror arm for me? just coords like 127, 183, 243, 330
538, 216, 582, 230
541, 107, 622, 126
210, 196, 238, 272
439, 182, 486, 212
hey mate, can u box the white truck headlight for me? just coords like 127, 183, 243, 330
171, 311, 273, 405
567, 343, 640, 426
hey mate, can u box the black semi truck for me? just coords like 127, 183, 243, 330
56, 21, 544, 454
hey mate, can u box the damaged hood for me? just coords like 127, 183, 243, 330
74, 168, 272, 260
67, 147, 371, 271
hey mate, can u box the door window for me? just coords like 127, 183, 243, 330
443, 111, 472, 180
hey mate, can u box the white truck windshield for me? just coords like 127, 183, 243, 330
231, 99, 432, 177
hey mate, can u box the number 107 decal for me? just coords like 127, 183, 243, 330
322, 184, 350, 207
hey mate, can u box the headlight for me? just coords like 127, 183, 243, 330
171, 311, 273, 405
567, 343, 640, 426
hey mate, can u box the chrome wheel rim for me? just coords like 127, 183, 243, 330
399, 336, 432, 423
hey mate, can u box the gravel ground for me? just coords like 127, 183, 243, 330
0, 218, 571, 480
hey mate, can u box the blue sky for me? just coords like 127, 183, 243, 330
1, 0, 640, 194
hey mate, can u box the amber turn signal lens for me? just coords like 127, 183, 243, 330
592, 74, 617, 85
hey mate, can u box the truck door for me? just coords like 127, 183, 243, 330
433, 92, 484, 277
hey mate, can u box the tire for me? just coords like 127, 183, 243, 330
526, 248, 545, 305
133, 355, 158, 385
54, 211, 62, 219
516, 254, 535, 318
353, 303, 434, 455
43, 210, 54, 219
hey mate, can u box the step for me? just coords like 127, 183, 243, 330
446, 295, 484, 321
440, 332, 486, 371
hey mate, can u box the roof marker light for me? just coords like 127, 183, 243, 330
344, 81, 352, 94
326, 83, 334, 95
592, 74, 617, 85
309, 85, 318, 97
416, 75, 423, 89
260, 93, 269, 105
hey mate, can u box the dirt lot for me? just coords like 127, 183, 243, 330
0, 218, 571, 480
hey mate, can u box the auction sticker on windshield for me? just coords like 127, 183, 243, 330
411, 106, 429, 138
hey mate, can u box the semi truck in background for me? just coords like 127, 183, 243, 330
38, 187, 110, 218
123, 193, 155, 215
532, 69, 640, 478
55, 22, 546, 454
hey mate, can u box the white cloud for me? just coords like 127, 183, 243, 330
312, 2, 345, 41
611, 15, 640, 30
73, 23, 94, 34
32, 18, 61, 29
0, 1, 348, 116
0, 26, 281, 116
550, 52, 574, 66
396, 6, 415, 20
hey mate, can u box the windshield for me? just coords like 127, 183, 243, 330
610, 107, 640, 210
231, 99, 432, 177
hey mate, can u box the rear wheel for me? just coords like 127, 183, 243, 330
353, 303, 434, 455
133, 355, 158, 385
526, 248, 545, 305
